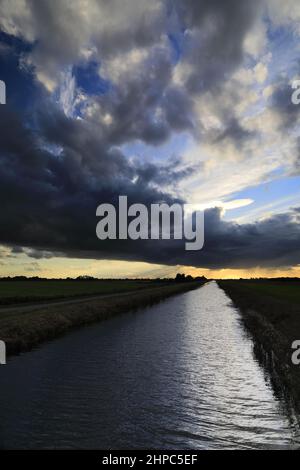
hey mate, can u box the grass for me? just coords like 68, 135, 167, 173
223, 281, 300, 304
0, 279, 167, 305
218, 280, 300, 345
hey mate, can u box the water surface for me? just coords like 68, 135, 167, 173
0, 281, 299, 449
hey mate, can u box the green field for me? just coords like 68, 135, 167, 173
223, 281, 300, 304
0, 280, 166, 305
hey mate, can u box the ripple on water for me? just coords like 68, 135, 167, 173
0, 281, 299, 449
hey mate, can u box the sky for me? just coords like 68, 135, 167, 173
0, 0, 300, 279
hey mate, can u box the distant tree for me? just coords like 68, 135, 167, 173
76, 275, 96, 281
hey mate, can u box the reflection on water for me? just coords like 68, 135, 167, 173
0, 281, 299, 449
251, 338, 300, 427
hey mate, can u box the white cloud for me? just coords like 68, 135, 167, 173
267, 0, 300, 33
58, 70, 76, 117
243, 15, 267, 57
254, 62, 268, 83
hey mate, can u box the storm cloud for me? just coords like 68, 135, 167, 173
1, 100, 300, 270
0, 0, 300, 271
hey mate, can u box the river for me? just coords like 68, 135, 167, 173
0, 281, 299, 449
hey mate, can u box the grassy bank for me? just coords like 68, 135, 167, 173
222, 280, 300, 303
0, 281, 204, 357
0, 279, 169, 306
218, 280, 300, 408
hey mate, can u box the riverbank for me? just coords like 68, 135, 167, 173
0, 281, 205, 357
218, 280, 300, 410
0, 279, 173, 306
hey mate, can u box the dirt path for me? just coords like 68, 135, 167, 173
0, 287, 160, 315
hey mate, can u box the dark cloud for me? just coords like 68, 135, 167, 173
1, 99, 300, 269
213, 117, 255, 148
135, 158, 196, 186
268, 78, 300, 175
91, 47, 194, 147
0, 0, 167, 84
174, 0, 262, 93
0, 0, 264, 155
197, 208, 300, 269
1, 0, 298, 272
0, 103, 184, 254
0, 0, 262, 90
271, 79, 300, 131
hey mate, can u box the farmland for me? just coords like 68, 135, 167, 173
0, 279, 167, 306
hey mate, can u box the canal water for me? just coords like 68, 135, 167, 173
0, 281, 299, 449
